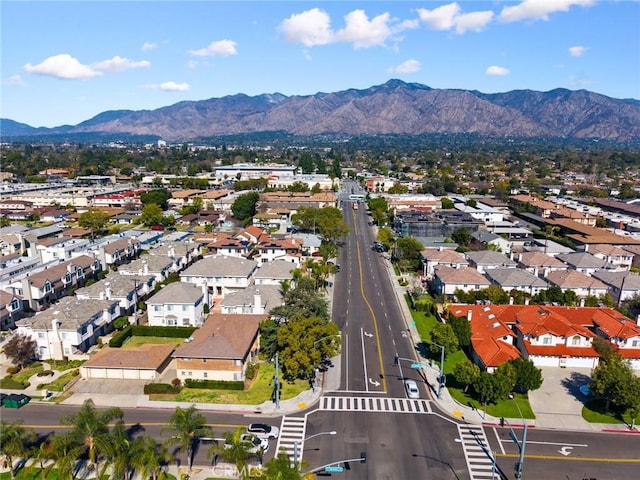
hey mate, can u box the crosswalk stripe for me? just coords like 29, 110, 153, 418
319, 396, 432, 414
457, 424, 499, 480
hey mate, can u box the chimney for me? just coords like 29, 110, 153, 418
636, 314, 640, 327
533, 267, 538, 277
467, 309, 472, 321
168, 245, 175, 258
509, 296, 514, 305
543, 267, 550, 278
525, 298, 530, 305
254, 291, 263, 314
579, 297, 585, 307
104, 282, 111, 300
143, 260, 149, 275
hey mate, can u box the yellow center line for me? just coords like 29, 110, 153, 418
353, 208, 387, 392
498, 453, 640, 463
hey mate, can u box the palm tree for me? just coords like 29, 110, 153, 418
262, 452, 307, 480
162, 405, 211, 472
0, 420, 37, 480
46, 433, 84, 480
208, 427, 251, 480
27, 441, 55, 480
104, 421, 133, 480
129, 435, 171, 480
60, 399, 123, 474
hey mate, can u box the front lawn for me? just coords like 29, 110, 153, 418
122, 336, 184, 348
582, 398, 629, 425
151, 361, 308, 405
0, 363, 44, 389
37, 369, 80, 392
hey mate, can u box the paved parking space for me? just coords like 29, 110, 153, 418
528, 367, 600, 430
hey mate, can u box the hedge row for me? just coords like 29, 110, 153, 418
109, 325, 133, 347
144, 383, 181, 394
109, 325, 197, 347
184, 378, 244, 390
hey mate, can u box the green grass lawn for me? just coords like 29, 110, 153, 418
152, 361, 308, 405
122, 336, 185, 348
582, 398, 630, 425
0, 363, 45, 389
37, 369, 80, 392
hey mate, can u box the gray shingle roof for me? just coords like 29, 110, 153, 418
253, 260, 296, 280
181, 255, 258, 278
16, 297, 118, 331
147, 282, 204, 305
485, 268, 548, 288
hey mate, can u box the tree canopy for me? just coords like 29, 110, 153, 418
231, 191, 260, 222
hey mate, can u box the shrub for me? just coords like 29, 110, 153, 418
113, 316, 130, 330
144, 383, 181, 394
131, 325, 196, 338
184, 378, 244, 390
171, 377, 181, 387
37, 370, 55, 377
109, 325, 133, 347
245, 362, 259, 380
6, 366, 20, 375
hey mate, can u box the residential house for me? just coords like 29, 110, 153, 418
545, 270, 609, 299
253, 238, 302, 264
180, 255, 259, 300
556, 252, 619, 275
146, 282, 205, 327
432, 266, 491, 297
207, 237, 252, 258
420, 248, 468, 279
0, 289, 24, 330
17, 255, 101, 311
591, 270, 640, 305
252, 259, 296, 286
584, 244, 633, 270
94, 237, 141, 270
235, 226, 267, 245
289, 233, 322, 257
516, 252, 567, 277
16, 297, 120, 360
36, 237, 91, 263
147, 241, 202, 272
465, 250, 517, 274
590, 310, 640, 369
471, 230, 512, 254
118, 256, 174, 283
217, 284, 282, 315
75, 271, 154, 317
484, 268, 548, 296
450, 305, 521, 373
172, 313, 264, 382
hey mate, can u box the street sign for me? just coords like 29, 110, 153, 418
325, 466, 344, 472
411, 363, 426, 369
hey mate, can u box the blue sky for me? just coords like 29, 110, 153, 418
2, 1, 639, 128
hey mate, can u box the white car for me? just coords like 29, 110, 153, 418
404, 379, 420, 399
225, 434, 269, 454
247, 423, 280, 440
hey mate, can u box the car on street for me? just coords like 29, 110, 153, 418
404, 379, 420, 399
225, 434, 269, 454
247, 423, 280, 440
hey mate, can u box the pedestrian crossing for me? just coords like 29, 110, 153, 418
458, 424, 500, 480
319, 395, 432, 414
275, 416, 306, 462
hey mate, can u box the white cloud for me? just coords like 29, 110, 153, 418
389, 59, 421, 74
569, 45, 588, 57
486, 65, 510, 76
188, 40, 238, 57
93, 56, 150, 72
416, 3, 493, 34
24, 54, 101, 79
455, 11, 494, 33
143, 81, 190, 92
335, 10, 393, 49
278, 8, 334, 47
499, 0, 594, 23
141, 42, 158, 52
3, 74, 27, 87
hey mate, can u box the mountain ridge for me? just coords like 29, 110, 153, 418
2, 79, 639, 142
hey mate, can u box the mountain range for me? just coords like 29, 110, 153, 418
2, 79, 639, 142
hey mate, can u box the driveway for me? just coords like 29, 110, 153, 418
528, 367, 601, 431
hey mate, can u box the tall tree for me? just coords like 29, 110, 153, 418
231, 191, 260, 222
61, 399, 123, 474
508, 358, 543, 393
140, 203, 164, 226
429, 322, 459, 358
140, 188, 171, 210
209, 427, 252, 480
46, 433, 84, 480
78, 208, 111, 238
453, 358, 480, 392
129, 435, 170, 480
262, 452, 307, 479
162, 405, 211, 472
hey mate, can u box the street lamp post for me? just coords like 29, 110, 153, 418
505, 394, 528, 480
433, 342, 445, 398
294, 430, 337, 469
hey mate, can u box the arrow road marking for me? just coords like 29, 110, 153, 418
364, 331, 373, 337
369, 378, 380, 387
559, 446, 574, 456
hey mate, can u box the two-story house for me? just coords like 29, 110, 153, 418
180, 255, 259, 302
146, 282, 205, 327
16, 297, 120, 360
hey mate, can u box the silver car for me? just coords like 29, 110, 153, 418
404, 379, 420, 399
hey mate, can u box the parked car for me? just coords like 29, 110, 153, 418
404, 379, 420, 399
247, 423, 280, 440
225, 434, 269, 454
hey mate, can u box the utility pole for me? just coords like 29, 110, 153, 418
273, 352, 280, 409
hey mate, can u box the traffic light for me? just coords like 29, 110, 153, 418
360, 452, 367, 464
500, 417, 505, 427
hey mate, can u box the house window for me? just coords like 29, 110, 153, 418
167, 318, 176, 326
166, 305, 173, 312
10, 299, 20, 311
154, 305, 161, 312
182, 305, 188, 312
38, 332, 45, 339
571, 335, 581, 346
632, 340, 640, 348
77, 268, 84, 278
543, 336, 552, 345
203, 372, 208, 378
182, 319, 190, 326
44, 282, 52, 294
